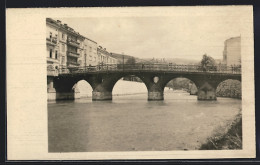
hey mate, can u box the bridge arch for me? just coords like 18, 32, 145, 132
163, 76, 199, 99
164, 77, 198, 92
112, 75, 148, 97
91, 73, 152, 101
50, 67, 241, 101
74, 79, 93, 98
53, 76, 96, 100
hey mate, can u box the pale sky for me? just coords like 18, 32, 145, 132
56, 7, 243, 60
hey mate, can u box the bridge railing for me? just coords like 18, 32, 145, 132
57, 63, 241, 75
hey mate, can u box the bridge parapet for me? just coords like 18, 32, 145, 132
57, 64, 241, 75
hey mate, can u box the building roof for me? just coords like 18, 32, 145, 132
225, 36, 241, 42
46, 18, 89, 40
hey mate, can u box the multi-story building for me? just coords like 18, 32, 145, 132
46, 18, 118, 73
223, 36, 241, 66
97, 46, 118, 65
46, 18, 60, 71
79, 38, 98, 67
108, 53, 118, 65
46, 18, 85, 71
64, 26, 85, 68
56, 20, 68, 69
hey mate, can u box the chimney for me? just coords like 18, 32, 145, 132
57, 20, 61, 24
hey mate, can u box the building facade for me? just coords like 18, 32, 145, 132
78, 38, 98, 67
223, 36, 241, 66
46, 19, 60, 71
47, 18, 118, 73
46, 18, 85, 71
97, 46, 118, 65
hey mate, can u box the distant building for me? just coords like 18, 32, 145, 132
97, 46, 118, 65
223, 36, 241, 66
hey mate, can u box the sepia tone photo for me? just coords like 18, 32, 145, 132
7, 6, 255, 159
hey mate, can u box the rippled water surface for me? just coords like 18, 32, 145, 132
48, 91, 241, 152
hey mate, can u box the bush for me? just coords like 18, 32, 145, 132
200, 113, 242, 150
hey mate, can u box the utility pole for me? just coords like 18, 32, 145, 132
122, 52, 124, 71
84, 53, 87, 72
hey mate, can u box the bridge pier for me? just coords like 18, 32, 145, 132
53, 85, 80, 100
197, 89, 216, 100
197, 82, 217, 100
92, 91, 112, 101
47, 76, 56, 100
145, 75, 166, 101
148, 91, 164, 100
48, 67, 240, 102
48, 77, 80, 101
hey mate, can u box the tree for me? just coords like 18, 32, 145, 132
125, 57, 136, 64
200, 54, 216, 71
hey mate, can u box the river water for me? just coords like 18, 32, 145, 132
48, 84, 241, 152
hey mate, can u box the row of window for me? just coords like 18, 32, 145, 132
49, 48, 115, 63
99, 55, 116, 63
49, 32, 58, 39
49, 49, 58, 59
60, 43, 96, 53
49, 49, 116, 65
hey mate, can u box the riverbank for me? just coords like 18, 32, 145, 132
199, 110, 242, 150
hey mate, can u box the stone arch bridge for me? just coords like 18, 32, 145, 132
47, 64, 241, 101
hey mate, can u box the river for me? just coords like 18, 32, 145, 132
48, 81, 241, 152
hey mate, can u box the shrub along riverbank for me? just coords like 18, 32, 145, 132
200, 111, 242, 150
216, 79, 241, 99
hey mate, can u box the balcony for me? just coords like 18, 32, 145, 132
46, 37, 57, 46
67, 61, 80, 66
67, 51, 80, 58
67, 38, 80, 48
47, 57, 59, 64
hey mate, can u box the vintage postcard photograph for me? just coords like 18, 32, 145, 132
6, 6, 255, 160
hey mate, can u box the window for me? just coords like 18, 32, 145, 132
55, 50, 58, 59
89, 46, 92, 52
49, 49, 52, 58
62, 44, 65, 52
62, 56, 65, 64
49, 32, 52, 39
62, 33, 65, 39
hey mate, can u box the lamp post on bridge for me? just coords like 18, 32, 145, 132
84, 53, 87, 72
122, 52, 124, 71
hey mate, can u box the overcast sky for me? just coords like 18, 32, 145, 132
56, 8, 242, 60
